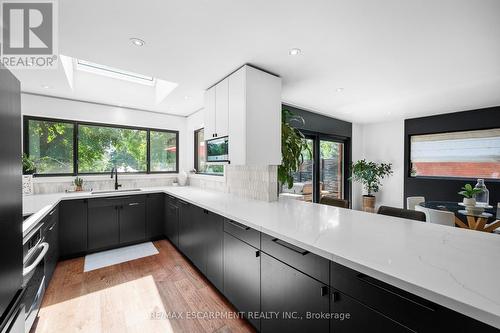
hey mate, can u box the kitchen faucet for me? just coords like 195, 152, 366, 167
110, 167, 122, 190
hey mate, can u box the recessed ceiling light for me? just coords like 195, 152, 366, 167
289, 48, 301, 56
336, 88, 344, 92
130, 38, 145, 47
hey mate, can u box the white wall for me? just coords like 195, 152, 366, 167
185, 109, 204, 171
21, 93, 189, 171
351, 120, 405, 209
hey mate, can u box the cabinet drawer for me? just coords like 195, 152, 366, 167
330, 261, 435, 331
223, 219, 260, 248
261, 233, 329, 284
121, 195, 146, 206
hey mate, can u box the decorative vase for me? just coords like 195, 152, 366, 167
473, 179, 489, 205
363, 195, 376, 212
75, 185, 83, 192
22, 174, 33, 195
178, 171, 188, 186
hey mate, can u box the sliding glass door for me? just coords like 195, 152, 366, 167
288, 134, 348, 203
320, 140, 344, 200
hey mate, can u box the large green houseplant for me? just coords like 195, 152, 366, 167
350, 159, 393, 211
278, 108, 311, 189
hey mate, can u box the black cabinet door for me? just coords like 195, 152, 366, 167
261, 253, 329, 333
223, 232, 261, 330
59, 199, 88, 257
44, 207, 59, 286
189, 205, 206, 274
119, 196, 146, 244
178, 200, 194, 259
204, 210, 223, 291
331, 291, 411, 333
146, 193, 164, 240
88, 198, 119, 251
165, 196, 179, 247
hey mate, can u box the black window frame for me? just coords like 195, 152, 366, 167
23, 115, 179, 177
194, 127, 223, 176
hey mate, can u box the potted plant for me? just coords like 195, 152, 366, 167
458, 184, 483, 212
22, 153, 36, 174
74, 176, 84, 192
278, 108, 312, 189
22, 153, 36, 195
350, 159, 393, 212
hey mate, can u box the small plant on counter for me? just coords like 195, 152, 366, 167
22, 153, 36, 174
74, 176, 84, 191
458, 183, 483, 206
278, 108, 312, 189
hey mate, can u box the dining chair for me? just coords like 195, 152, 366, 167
416, 206, 455, 226
377, 206, 426, 222
319, 196, 349, 208
406, 196, 425, 210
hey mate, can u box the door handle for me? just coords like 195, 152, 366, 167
331, 291, 340, 302
320, 286, 329, 296
255, 250, 260, 257
271, 238, 309, 255
49, 209, 56, 216
23, 242, 49, 277
226, 220, 250, 230
129, 202, 140, 206
48, 224, 55, 231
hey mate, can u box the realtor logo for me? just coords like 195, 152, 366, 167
1, 0, 58, 68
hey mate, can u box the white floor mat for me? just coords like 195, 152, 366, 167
84, 242, 159, 272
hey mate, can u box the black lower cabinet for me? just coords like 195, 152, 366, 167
146, 193, 164, 240
178, 200, 195, 260
223, 232, 261, 331
331, 291, 411, 332
204, 209, 223, 291
261, 253, 329, 333
44, 207, 59, 286
59, 199, 88, 257
119, 196, 146, 244
165, 196, 179, 247
88, 198, 120, 251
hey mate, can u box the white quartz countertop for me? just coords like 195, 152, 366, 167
23, 186, 500, 328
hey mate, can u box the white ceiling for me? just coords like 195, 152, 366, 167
11, 0, 500, 123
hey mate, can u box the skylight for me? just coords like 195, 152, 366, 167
76, 59, 155, 86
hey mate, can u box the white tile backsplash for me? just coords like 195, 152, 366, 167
188, 165, 278, 202
32, 175, 177, 194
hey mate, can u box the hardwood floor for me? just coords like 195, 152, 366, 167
32, 240, 255, 333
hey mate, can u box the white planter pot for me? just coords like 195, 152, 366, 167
22, 175, 34, 195
463, 197, 476, 207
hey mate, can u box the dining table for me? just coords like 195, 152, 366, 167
419, 201, 500, 233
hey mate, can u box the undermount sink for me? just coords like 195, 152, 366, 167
91, 188, 142, 195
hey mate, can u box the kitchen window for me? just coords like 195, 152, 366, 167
410, 128, 500, 179
150, 130, 178, 172
78, 124, 147, 173
26, 118, 74, 174
194, 128, 223, 175
24, 116, 179, 176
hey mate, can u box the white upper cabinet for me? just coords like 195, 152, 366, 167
215, 78, 229, 138
204, 65, 281, 166
204, 87, 216, 139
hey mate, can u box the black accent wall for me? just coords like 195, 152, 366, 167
404, 106, 500, 208
282, 104, 353, 203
